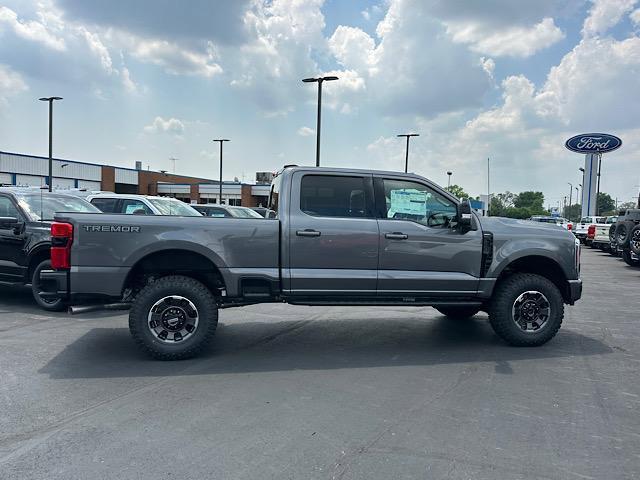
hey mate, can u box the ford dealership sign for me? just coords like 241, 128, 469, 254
565, 133, 622, 154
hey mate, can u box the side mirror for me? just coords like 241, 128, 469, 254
457, 200, 472, 230
0, 216, 22, 234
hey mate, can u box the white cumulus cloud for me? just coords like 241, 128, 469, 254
143, 116, 185, 135
447, 17, 565, 58
0, 6, 66, 51
582, 0, 638, 37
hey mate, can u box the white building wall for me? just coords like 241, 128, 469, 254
0, 173, 11, 184
157, 184, 191, 194
77, 180, 102, 191
115, 169, 138, 185
15, 174, 45, 186
0, 153, 101, 181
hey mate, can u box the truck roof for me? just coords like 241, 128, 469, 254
281, 165, 428, 178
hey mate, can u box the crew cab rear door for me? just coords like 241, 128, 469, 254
287, 171, 378, 295
374, 176, 482, 296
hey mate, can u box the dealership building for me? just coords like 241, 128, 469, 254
0, 151, 273, 207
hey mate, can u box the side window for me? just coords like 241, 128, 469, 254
0, 196, 21, 221
300, 175, 369, 218
121, 200, 152, 215
382, 179, 457, 228
90, 198, 118, 213
206, 207, 231, 218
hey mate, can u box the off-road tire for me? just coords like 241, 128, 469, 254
622, 250, 640, 267
630, 225, 640, 257
31, 260, 66, 312
129, 275, 218, 360
616, 221, 634, 248
489, 273, 564, 347
434, 306, 481, 319
609, 224, 617, 243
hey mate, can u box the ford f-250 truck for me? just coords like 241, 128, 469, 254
41, 166, 582, 360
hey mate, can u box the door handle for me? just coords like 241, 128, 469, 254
385, 232, 408, 240
296, 229, 321, 237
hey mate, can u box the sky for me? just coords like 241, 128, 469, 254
0, 0, 639, 207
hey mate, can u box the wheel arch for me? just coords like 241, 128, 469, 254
27, 244, 51, 282
123, 249, 226, 297
493, 255, 572, 303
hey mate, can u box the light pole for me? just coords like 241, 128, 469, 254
575, 186, 579, 206
169, 157, 178, 174
39, 96, 63, 191
302, 76, 339, 167
396, 133, 419, 173
567, 182, 573, 214
446, 171, 452, 189
213, 139, 229, 204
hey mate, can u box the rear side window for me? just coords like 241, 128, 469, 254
300, 175, 369, 218
121, 199, 152, 215
90, 198, 118, 213
0, 196, 21, 220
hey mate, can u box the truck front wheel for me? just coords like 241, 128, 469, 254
489, 273, 564, 347
129, 276, 218, 360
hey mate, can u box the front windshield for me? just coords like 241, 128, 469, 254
17, 194, 101, 221
228, 207, 263, 218
147, 198, 202, 216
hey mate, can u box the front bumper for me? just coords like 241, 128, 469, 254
39, 269, 69, 301
567, 279, 582, 304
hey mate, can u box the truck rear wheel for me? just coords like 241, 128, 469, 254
630, 225, 640, 257
622, 250, 640, 267
129, 276, 218, 360
32, 260, 66, 312
434, 306, 481, 319
489, 273, 563, 347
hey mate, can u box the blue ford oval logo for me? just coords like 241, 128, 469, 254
565, 133, 622, 154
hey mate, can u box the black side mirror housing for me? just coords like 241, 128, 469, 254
0, 216, 23, 234
457, 200, 473, 231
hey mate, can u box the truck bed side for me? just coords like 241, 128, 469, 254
55, 213, 280, 298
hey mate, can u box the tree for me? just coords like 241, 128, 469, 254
489, 191, 515, 217
514, 191, 545, 213
446, 184, 468, 199
596, 192, 615, 215
564, 204, 581, 221
619, 201, 637, 210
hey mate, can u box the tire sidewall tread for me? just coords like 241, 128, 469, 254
489, 273, 564, 347
129, 275, 218, 360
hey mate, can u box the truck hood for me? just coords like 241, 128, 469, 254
478, 216, 573, 239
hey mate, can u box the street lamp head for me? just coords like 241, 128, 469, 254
213, 138, 230, 142
579, 167, 585, 172
447, 171, 452, 176
323, 76, 339, 81
302, 77, 319, 83
39, 96, 63, 101
397, 133, 420, 138
302, 76, 339, 83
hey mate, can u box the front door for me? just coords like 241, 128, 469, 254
374, 176, 483, 296
288, 172, 379, 295
0, 195, 28, 282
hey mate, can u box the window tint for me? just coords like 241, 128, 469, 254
17, 194, 99, 220
300, 175, 369, 218
0, 196, 20, 220
90, 198, 118, 213
121, 200, 152, 215
382, 179, 456, 227
198, 206, 231, 217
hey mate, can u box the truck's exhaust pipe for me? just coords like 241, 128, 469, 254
68, 302, 131, 315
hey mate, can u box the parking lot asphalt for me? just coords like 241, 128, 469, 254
0, 248, 639, 480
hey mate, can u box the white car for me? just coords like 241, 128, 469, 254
591, 216, 618, 250
87, 194, 202, 216
574, 216, 607, 244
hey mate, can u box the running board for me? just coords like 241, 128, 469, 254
286, 298, 483, 307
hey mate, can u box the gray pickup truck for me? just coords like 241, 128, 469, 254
42, 166, 582, 359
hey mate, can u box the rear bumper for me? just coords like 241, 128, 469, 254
39, 269, 69, 300
567, 279, 582, 304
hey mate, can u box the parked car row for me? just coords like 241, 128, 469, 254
0, 187, 277, 310
604, 209, 640, 267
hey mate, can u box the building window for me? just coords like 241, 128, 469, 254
228, 198, 241, 206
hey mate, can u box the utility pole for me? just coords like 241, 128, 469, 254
213, 139, 229, 204
39, 96, 63, 191
169, 157, 178, 174
302, 76, 339, 167
447, 171, 452, 189
397, 134, 419, 173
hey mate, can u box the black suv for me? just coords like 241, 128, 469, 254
0, 188, 100, 310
